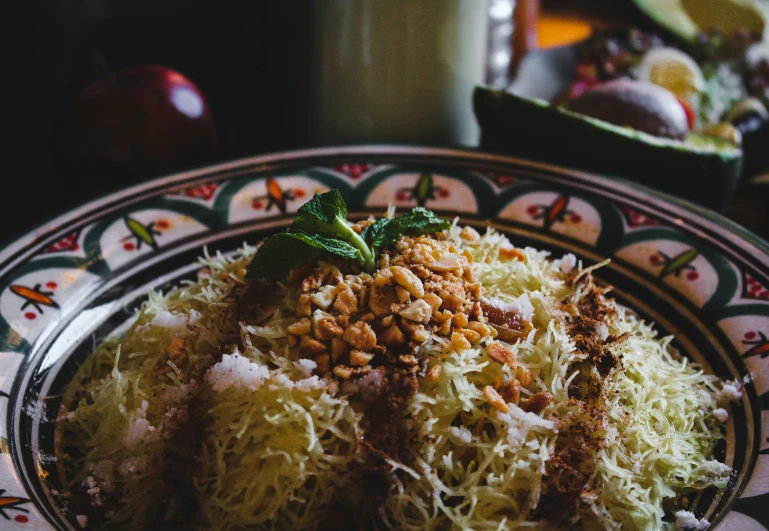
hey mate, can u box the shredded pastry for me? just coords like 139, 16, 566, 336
56, 221, 736, 530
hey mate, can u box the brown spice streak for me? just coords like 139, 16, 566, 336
538, 275, 619, 525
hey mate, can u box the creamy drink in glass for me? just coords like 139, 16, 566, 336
311, 0, 492, 146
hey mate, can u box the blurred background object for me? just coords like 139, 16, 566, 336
10, 0, 769, 244
310, 0, 495, 146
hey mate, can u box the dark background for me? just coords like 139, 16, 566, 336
11, 1, 315, 245
10, 0, 769, 247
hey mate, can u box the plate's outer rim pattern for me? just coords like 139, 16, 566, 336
0, 145, 766, 531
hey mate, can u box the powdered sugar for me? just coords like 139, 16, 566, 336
206, 350, 269, 393
675, 510, 709, 530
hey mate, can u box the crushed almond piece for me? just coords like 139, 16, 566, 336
287, 318, 312, 336
374, 267, 394, 285
399, 299, 432, 323
428, 365, 442, 381
498, 380, 521, 404
465, 320, 493, 338
457, 328, 481, 343
332, 286, 358, 315
483, 386, 509, 412
343, 321, 377, 350
302, 270, 328, 292
370, 284, 396, 317
330, 338, 349, 363
295, 293, 313, 318
516, 366, 533, 386
310, 285, 337, 310
333, 366, 354, 379
451, 332, 472, 352
426, 255, 462, 272
411, 325, 430, 343
381, 315, 394, 328
487, 342, 516, 367
423, 293, 443, 313
460, 226, 480, 241
312, 310, 343, 341
452, 312, 469, 328
379, 325, 406, 347
299, 335, 327, 356
358, 285, 369, 308
391, 266, 425, 298
399, 354, 419, 366
522, 392, 552, 414
499, 247, 525, 261
314, 354, 330, 376
350, 350, 374, 367
395, 285, 411, 303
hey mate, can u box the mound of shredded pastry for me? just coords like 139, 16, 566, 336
56, 221, 739, 531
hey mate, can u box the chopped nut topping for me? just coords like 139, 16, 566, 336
379, 325, 406, 347
399, 299, 432, 323
451, 332, 471, 352
452, 312, 469, 328
499, 247, 525, 261
394, 285, 412, 304
483, 385, 509, 412
312, 309, 342, 336
350, 350, 374, 367
427, 365, 442, 381
343, 321, 377, 350
498, 379, 521, 404
426, 255, 463, 272
423, 293, 443, 313
465, 320, 493, 338
296, 293, 313, 318
460, 226, 480, 241
302, 270, 328, 292
457, 328, 481, 343
314, 354, 331, 376
310, 284, 337, 309
299, 335, 327, 356
391, 266, 425, 298
333, 285, 358, 315
330, 338, 349, 363
333, 365, 354, 379
522, 392, 552, 414
287, 318, 312, 336
487, 342, 516, 367
286, 230, 533, 396
516, 366, 533, 387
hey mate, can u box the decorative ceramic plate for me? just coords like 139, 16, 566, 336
0, 146, 767, 530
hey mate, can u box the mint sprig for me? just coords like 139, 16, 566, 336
246, 190, 451, 278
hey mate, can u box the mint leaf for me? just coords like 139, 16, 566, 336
361, 218, 389, 248
292, 190, 348, 237
292, 190, 375, 271
365, 208, 451, 251
246, 231, 359, 278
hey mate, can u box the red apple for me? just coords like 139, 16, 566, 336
60, 64, 218, 175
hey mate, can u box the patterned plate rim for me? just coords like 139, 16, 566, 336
1, 145, 767, 281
